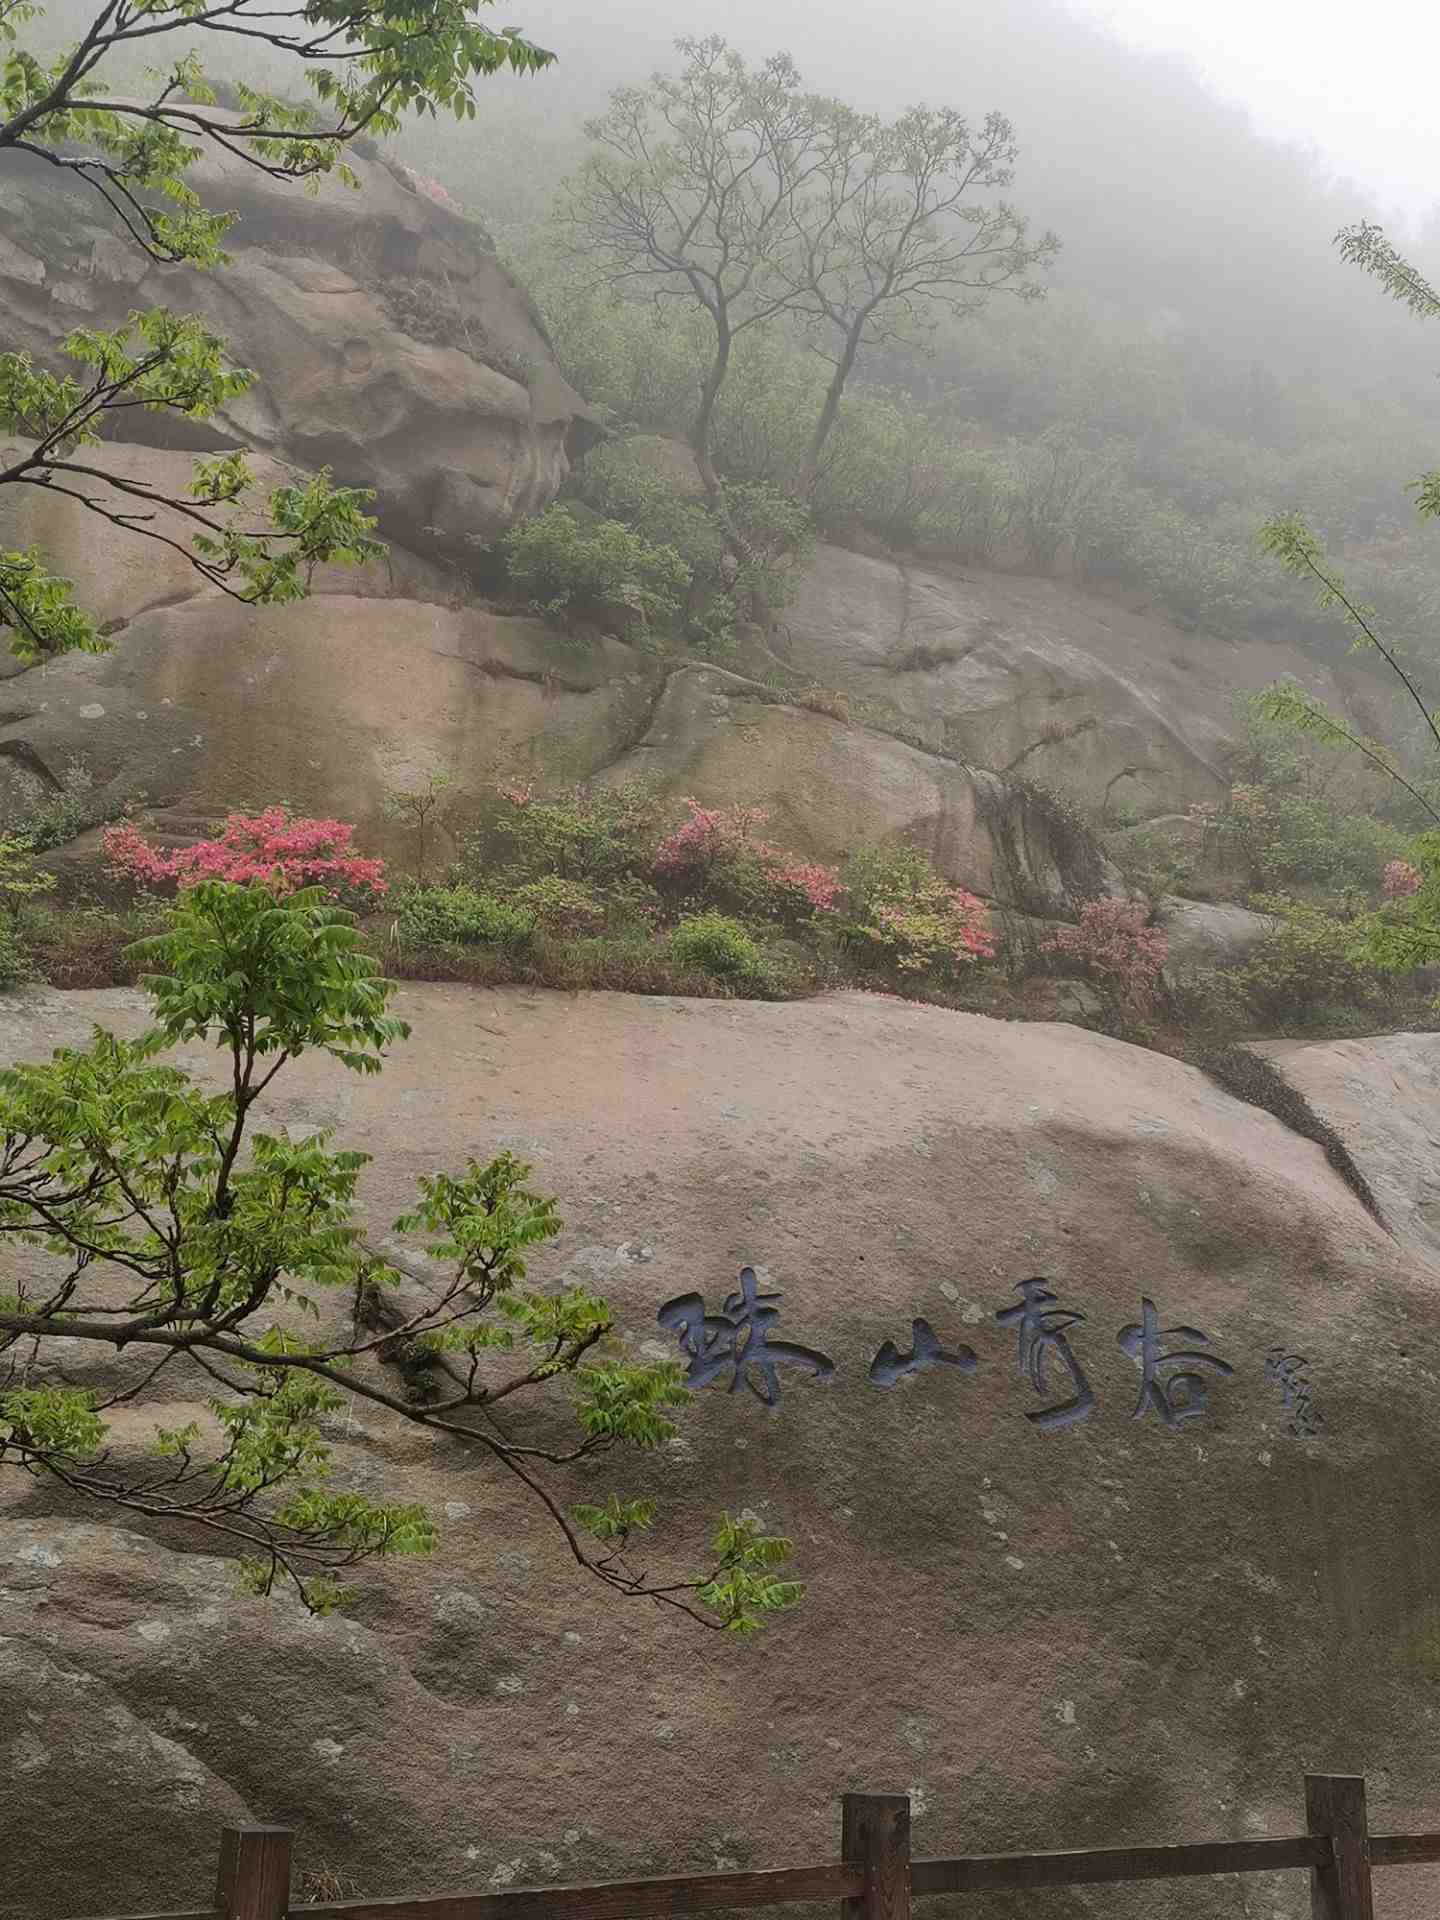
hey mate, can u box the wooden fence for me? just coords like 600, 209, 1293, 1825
70, 1775, 1440, 1920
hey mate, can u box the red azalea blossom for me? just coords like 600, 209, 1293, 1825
653, 798, 772, 886
1382, 859, 1422, 899
103, 809, 387, 899
764, 859, 843, 915
1044, 899, 1168, 1007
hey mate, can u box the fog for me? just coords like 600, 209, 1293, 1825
21, 0, 1440, 656
397, 0, 1437, 391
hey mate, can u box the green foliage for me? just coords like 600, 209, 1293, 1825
483, 779, 665, 885
500, 505, 691, 637
575, 1493, 658, 1542
0, 833, 55, 926
0, 314, 382, 660
394, 1152, 560, 1291
0, 878, 789, 1630
5, 754, 96, 851
1, 0, 552, 657
1218, 895, 1389, 1027
0, 920, 30, 988
577, 440, 725, 574
695, 1513, 803, 1636
130, 881, 409, 1075
508, 874, 608, 936
572, 438, 811, 643
574, 1358, 690, 1443
1336, 223, 1440, 321
1353, 831, 1440, 972
668, 910, 765, 982
393, 882, 534, 949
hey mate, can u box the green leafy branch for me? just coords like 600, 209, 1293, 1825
2, 0, 553, 267
0, 309, 381, 660
0, 881, 798, 1629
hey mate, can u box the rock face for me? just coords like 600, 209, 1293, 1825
1158, 897, 1272, 972
0, 137, 598, 560
1, 462, 1117, 905
0, 448, 658, 862
778, 545, 1390, 820
1259, 1031, 1440, 1263
603, 664, 1122, 913
4, 983, 1440, 1920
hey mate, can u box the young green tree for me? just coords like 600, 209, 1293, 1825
1250, 216, 1440, 964
784, 102, 1058, 497
0, 881, 800, 1631
0, 0, 553, 662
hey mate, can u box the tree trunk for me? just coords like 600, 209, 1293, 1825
689, 321, 765, 616
692, 325, 732, 504
800, 323, 863, 499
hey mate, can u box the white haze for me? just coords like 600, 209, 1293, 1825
1075, 0, 1440, 225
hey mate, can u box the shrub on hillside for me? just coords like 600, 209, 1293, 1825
1044, 899, 1168, 1014
6, 755, 96, 851
485, 778, 665, 885
652, 799, 772, 893
1214, 895, 1386, 1026
509, 874, 608, 936
669, 911, 765, 983
392, 883, 534, 950
652, 798, 842, 924
0, 920, 30, 988
500, 505, 690, 638
0, 834, 55, 927
838, 841, 996, 979
104, 810, 386, 901
1196, 782, 1409, 898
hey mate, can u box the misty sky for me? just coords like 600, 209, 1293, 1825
498, 0, 1434, 232
1075, 0, 1435, 218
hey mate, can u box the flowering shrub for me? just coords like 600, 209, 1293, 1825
765, 859, 842, 916
652, 799, 771, 889
1044, 900, 1168, 1012
862, 893, 995, 973
103, 810, 386, 900
838, 840, 996, 978
1382, 860, 1422, 899
400, 166, 461, 212
653, 799, 841, 921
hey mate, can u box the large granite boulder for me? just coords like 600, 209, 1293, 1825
601, 664, 1123, 913
2, 984, 1439, 1920
777, 546, 1393, 821
0, 448, 658, 861
0, 133, 599, 560
1, 466, 1118, 910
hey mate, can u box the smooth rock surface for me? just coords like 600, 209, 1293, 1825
779, 546, 1395, 817
3, 984, 1440, 1919
1159, 897, 1272, 972
602, 665, 1123, 911
0, 136, 598, 559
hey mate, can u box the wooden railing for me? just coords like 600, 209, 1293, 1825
69, 1774, 1440, 1920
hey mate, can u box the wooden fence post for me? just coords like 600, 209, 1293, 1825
841, 1793, 910, 1920
1306, 1775, 1374, 1920
216, 1824, 293, 1920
